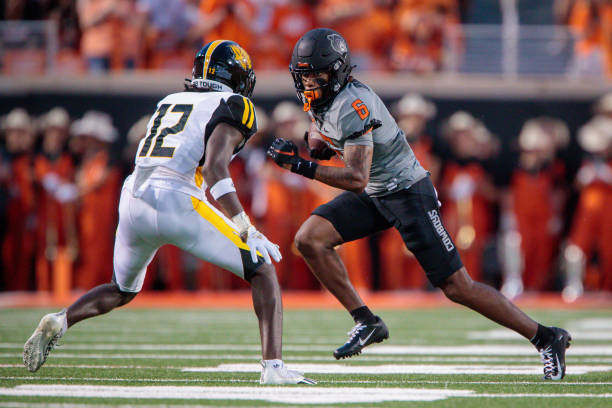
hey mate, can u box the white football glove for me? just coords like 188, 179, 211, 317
245, 226, 282, 264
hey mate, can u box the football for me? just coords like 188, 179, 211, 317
307, 122, 329, 152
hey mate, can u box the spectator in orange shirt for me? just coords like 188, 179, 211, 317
499, 118, 568, 298
77, 0, 121, 72
567, 0, 612, 76
47, 0, 85, 74
140, 0, 205, 70
1, 108, 37, 291
34, 107, 79, 293
70, 111, 121, 290
316, 0, 395, 70
200, 0, 255, 53
390, 0, 461, 73
563, 98, 612, 301
252, 0, 317, 70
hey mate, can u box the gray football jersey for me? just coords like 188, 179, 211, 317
310, 80, 427, 196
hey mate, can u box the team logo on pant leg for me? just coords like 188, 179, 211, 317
427, 209, 455, 252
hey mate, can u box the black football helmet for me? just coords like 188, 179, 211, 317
290, 28, 353, 111
187, 40, 256, 98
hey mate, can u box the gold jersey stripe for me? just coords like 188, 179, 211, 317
241, 96, 250, 126
194, 166, 204, 188
203, 40, 226, 79
246, 99, 255, 129
190, 196, 250, 251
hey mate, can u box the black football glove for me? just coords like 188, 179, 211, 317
267, 138, 318, 179
303, 131, 335, 160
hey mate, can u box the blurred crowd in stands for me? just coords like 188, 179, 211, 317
3, 0, 612, 76
1, 93, 612, 300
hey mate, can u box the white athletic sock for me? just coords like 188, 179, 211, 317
58, 309, 68, 336
263, 359, 283, 369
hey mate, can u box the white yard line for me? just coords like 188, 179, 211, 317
182, 363, 612, 376
3, 376, 612, 386
0, 385, 474, 403
0, 385, 610, 404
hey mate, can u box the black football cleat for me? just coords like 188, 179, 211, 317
333, 316, 389, 360
539, 326, 571, 380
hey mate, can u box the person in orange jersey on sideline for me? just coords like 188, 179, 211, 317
562, 102, 612, 302
70, 111, 121, 290
0, 109, 37, 291
438, 111, 498, 283
34, 108, 78, 294
499, 118, 568, 299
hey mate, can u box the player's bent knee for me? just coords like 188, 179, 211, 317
295, 219, 339, 257
440, 268, 473, 304
294, 229, 317, 256
118, 290, 138, 306
111, 281, 138, 306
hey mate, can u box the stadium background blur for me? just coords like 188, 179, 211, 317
1, 0, 611, 303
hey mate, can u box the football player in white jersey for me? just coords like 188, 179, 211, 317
268, 28, 571, 380
23, 40, 315, 385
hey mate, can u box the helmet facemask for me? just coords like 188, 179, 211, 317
291, 67, 333, 111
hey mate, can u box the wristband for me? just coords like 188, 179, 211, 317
291, 157, 318, 179
209, 178, 236, 200
231, 211, 252, 237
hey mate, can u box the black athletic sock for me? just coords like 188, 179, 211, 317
530, 324, 554, 349
350, 306, 376, 324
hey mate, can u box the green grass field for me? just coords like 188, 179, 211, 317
1, 306, 611, 407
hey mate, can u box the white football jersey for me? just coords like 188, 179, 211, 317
130, 90, 257, 198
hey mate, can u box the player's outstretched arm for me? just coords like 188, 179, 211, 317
267, 138, 372, 193
203, 122, 245, 217
203, 123, 281, 264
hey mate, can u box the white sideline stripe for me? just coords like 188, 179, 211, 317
0, 385, 473, 403
183, 363, 612, 375
4, 343, 612, 356
4, 376, 612, 386
468, 330, 612, 341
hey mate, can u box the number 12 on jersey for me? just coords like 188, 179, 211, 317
138, 104, 194, 158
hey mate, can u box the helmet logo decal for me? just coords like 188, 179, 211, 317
230, 44, 252, 70
327, 34, 347, 56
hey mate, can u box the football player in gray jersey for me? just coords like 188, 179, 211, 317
268, 28, 571, 380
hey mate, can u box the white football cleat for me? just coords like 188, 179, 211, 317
260, 360, 316, 385
23, 309, 66, 372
